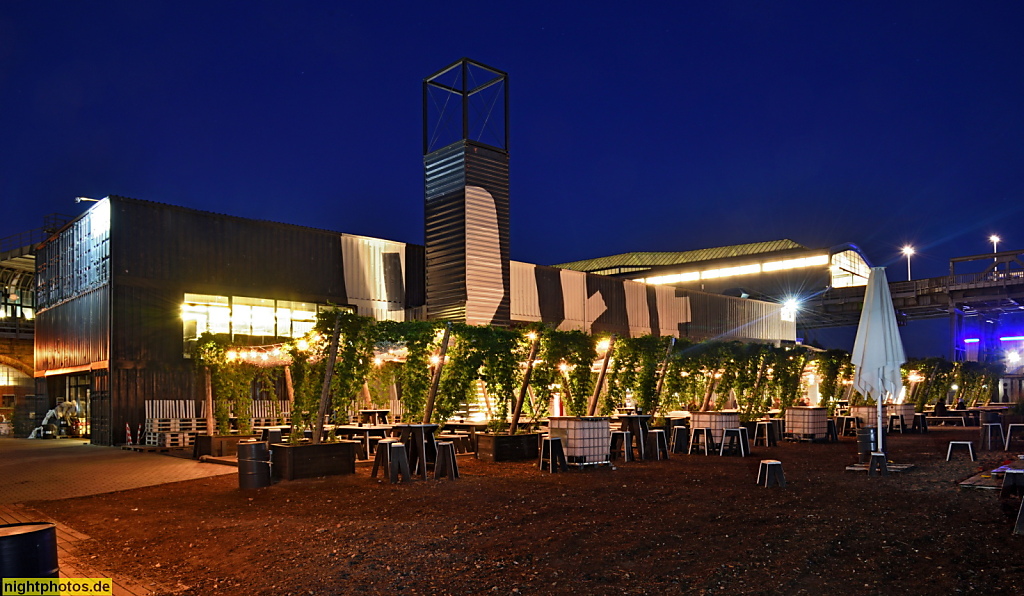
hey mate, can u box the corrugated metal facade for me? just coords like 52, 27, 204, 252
677, 289, 795, 343
510, 261, 692, 337
424, 140, 510, 326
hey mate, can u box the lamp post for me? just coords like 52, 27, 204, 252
990, 234, 1000, 263
901, 246, 914, 281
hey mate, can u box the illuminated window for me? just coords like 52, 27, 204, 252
182, 294, 326, 354
830, 250, 870, 288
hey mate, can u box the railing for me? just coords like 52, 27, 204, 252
0, 214, 73, 254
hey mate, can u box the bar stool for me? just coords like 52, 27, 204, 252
887, 414, 906, 434
825, 419, 839, 443
371, 439, 411, 483
837, 415, 859, 437
610, 430, 633, 462
868, 452, 889, 476
433, 441, 460, 480
756, 460, 785, 487
539, 436, 569, 472
1001, 469, 1024, 498
1006, 424, 1024, 451
753, 421, 776, 447
689, 428, 714, 455
911, 413, 929, 434
646, 429, 670, 460
670, 426, 690, 453
720, 428, 749, 457
947, 440, 976, 461
980, 422, 1005, 450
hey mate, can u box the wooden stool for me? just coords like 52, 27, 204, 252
825, 419, 839, 443
887, 414, 906, 434
539, 436, 569, 472
911, 413, 929, 434
438, 432, 472, 453
868, 452, 889, 476
670, 426, 690, 453
1001, 469, 1024, 498
433, 441, 459, 480
646, 429, 669, 460
371, 439, 411, 483
757, 460, 786, 487
980, 423, 1005, 450
609, 431, 633, 462
947, 440, 976, 461
689, 428, 714, 455
753, 421, 776, 447
720, 428, 749, 457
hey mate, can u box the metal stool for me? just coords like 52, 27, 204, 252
646, 429, 669, 460
753, 421, 776, 447
868, 452, 889, 476
980, 423, 1005, 450
837, 415, 859, 437
1005, 424, 1024, 451
689, 428, 714, 455
825, 419, 839, 443
433, 441, 459, 480
1001, 469, 1024, 498
720, 428, 749, 457
371, 439, 411, 483
670, 426, 690, 453
911, 413, 929, 434
756, 460, 785, 487
887, 414, 906, 434
539, 436, 569, 472
946, 440, 976, 461
609, 430, 634, 462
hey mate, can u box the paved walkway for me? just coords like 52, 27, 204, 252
1, 439, 235, 594
0, 438, 235, 504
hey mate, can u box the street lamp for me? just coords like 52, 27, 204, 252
990, 234, 1000, 254
901, 246, 914, 281
74, 196, 101, 203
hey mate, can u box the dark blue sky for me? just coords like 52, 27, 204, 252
2, 2, 1022, 355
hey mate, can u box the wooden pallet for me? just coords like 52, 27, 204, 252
145, 418, 208, 433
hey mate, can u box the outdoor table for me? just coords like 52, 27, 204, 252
392, 423, 439, 479
358, 409, 390, 425
442, 420, 488, 451
613, 415, 652, 459
334, 424, 393, 459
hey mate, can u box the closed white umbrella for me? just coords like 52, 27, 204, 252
851, 267, 906, 454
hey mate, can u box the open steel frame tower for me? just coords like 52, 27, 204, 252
423, 58, 510, 326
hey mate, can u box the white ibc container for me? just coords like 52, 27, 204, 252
784, 406, 828, 437
689, 411, 740, 444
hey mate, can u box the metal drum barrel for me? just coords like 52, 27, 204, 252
0, 522, 59, 578
238, 441, 272, 490
857, 427, 877, 463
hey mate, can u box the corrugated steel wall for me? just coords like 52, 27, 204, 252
677, 289, 794, 343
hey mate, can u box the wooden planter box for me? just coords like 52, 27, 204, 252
193, 435, 257, 457
476, 433, 541, 462
270, 441, 358, 481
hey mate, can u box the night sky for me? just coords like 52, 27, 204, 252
2, 3, 1022, 356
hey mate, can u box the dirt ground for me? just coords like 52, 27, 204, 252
30, 426, 1024, 595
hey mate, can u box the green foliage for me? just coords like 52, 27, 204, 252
374, 320, 439, 422
815, 349, 852, 416
193, 333, 257, 435
436, 324, 525, 428
604, 335, 671, 415
530, 328, 597, 417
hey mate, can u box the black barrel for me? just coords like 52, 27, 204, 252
0, 523, 59, 578
238, 441, 272, 490
857, 428, 877, 463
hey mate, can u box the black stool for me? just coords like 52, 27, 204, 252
689, 428, 714, 455
825, 419, 839, 443
753, 421, 776, 447
610, 431, 633, 462
888, 414, 906, 434
720, 428, 749, 457
646, 429, 669, 460
911, 413, 928, 434
868, 452, 889, 476
670, 426, 690, 453
433, 441, 460, 480
1001, 469, 1024, 498
540, 436, 569, 472
757, 460, 785, 487
371, 439, 411, 483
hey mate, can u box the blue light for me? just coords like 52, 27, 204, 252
963, 338, 980, 344
1000, 336, 1024, 341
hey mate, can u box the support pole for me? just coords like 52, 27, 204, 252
313, 314, 342, 445
588, 335, 616, 416
423, 323, 451, 424
509, 335, 540, 434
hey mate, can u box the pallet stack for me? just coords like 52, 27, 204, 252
144, 418, 208, 447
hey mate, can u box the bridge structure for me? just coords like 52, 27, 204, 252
803, 248, 1024, 361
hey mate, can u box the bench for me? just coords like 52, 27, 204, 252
927, 416, 965, 426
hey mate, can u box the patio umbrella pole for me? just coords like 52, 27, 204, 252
509, 336, 539, 434
422, 322, 451, 424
